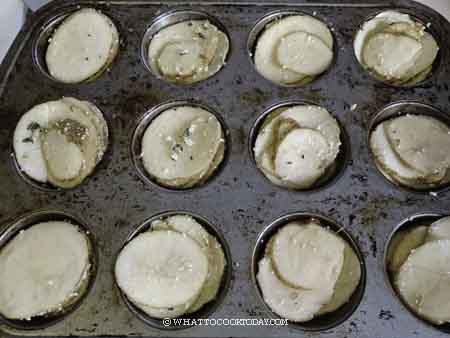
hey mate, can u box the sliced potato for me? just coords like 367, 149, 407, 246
386, 115, 450, 178
427, 217, 450, 242
142, 106, 224, 188
115, 230, 208, 309
257, 257, 334, 322
362, 33, 421, 80
46, 8, 119, 83
0, 221, 90, 320
254, 15, 333, 85
274, 129, 329, 189
387, 226, 428, 272
318, 242, 361, 315
276, 31, 333, 76
270, 222, 345, 290
396, 240, 450, 324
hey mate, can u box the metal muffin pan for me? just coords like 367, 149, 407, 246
1, 0, 450, 337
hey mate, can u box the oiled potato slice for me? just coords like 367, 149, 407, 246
271, 222, 345, 290
257, 257, 334, 322
254, 15, 333, 85
386, 115, 450, 178
427, 217, 450, 242
387, 226, 428, 272
396, 240, 450, 324
115, 230, 208, 309
46, 8, 119, 83
274, 129, 329, 189
142, 106, 224, 188
318, 242, 361, 315
148, 20, 228, 83
0, 222, 90, 320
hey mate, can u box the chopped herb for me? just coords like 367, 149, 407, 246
197, 32, 206, 39
85, 57, 89, 61
178, 50, 189, 56
172, 143, 184, 153
22, 137, 33, 143
190, 156, 194, 161
27, 122, 40, 131
301, 154, 305, 159
286, 161, 293, 165
187, 22, 193, 27
183, 127, 191, 138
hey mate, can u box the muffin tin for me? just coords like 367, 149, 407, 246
1, 0, 450, 337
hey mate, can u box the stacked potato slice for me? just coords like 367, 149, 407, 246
141, 106, 225, 189
387, 216, 450, 325
254, 15, 333, 85
13, 97, 109, 189
253, 105, 341, 189
115, 215, 226, 319
148, 20, 229, 84
370, 114, 450, 190
0, 222, 91, 320
354, 11, 438, 85
257, 221, 361, 322
46, 8, 119, 83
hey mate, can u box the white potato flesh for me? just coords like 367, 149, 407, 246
257, 257, 334, 322
387, 115, 450, 178
280, 105, 341, 165
40, 129, 84, 181
148, 20, 228, 83
0, 221, 90, 320
354, 11, 414, 62
115, 230, 208, 309
271, 222, 345, 290
318, 242, 361, 315
46, 8, 119, 83
142, 106, 223, 187
387, 226, 428, 272
362, 33, 422, 80
276, 31, 333, 76
427, 217, 450, 242
152, 216, 226, 314
254, 15, 333, 84
370, 122, 423, 183
274, 129, 329, 189
396, 240, 450, 324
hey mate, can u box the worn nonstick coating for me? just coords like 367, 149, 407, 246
1, 0, 450, 337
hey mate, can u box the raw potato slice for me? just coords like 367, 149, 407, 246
271, 222, 345, 290
141, 106, 224, 188
318, 242, 362, 315
115, 230, 208, 309
362, 33, 422, 80
254, 15, 333, 85
386, 115, 450, 178
152, 216, 226, 314
274, 129, 329, 189
387, 226, 428, 272
427, 217, 450, 242
276, 31, 333, 76
257, 257, 334, 322
280, 105, 341, 164
148, 20, 229, 83
396, 240, 450, 324
0, 222, 90, 320
370, 123, 423, 183
46, 8, 119, 83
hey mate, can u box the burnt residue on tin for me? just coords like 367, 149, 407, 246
1, 0, 450, 337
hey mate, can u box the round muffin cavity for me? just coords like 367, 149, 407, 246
147, 19, 229, 84
387, 216, 450, 325
141, 105, 225, 189
115, 214, 227, 319
253, 14, 333, 85
0, 221, 91, 320
45, 8, 119, 84
354, 11, 439, 85
369, 113, 450, 190
13, 97, 109, 189
253, 104, 341, 190
256, 219, 361, 322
